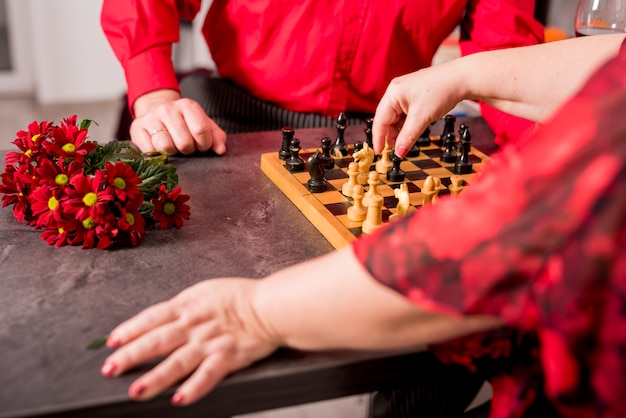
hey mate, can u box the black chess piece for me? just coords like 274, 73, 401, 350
440, 114, 456, 148
441, 132, 458, 163
320, 137, 335, 169
364, 118, 374, 149
456, 123, 468, 153
386, 151, 405, 182
455, 126, 473, 174
406, 141, 420, 157
306, 150, 328, 193
285, 138, 305, 172
279, 126, 295, 161
363, 118, 380, 162
416, 125, 431, 147
353, 141, 364, 153
332, 112, 348, 157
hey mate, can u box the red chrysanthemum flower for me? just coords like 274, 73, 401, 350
151, 185, 190, 229
102, 161, 143, 204
5, 120, 53, 167
39, 217, 81, 247
0, 165, 34, 223
43, 115, 96, 164
29, 185, 68, 229
95, 216, 119, 250
65, 172, 114, 220
34, 158, 83, 189
68, 215, 99, 249
116, 203, 146, 246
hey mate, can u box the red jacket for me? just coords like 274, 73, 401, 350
101, 0, 543, 145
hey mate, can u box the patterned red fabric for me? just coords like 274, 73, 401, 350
100, 0, 543, 145
353, 40, 626, 417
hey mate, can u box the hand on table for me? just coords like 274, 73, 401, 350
130, 89, 228, 156
100, 278, 279, 406
372, 62, 467, 158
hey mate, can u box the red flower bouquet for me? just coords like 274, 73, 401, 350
0, 115, 190, 249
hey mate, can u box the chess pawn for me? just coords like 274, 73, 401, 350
454, 127, 473, 175
421, 175, 440, 206
362, 171, 380, 207
320, 137, 335, 169
375, 143, 393, 174
441, 132, 457, 163
332, 112, 348, 157
342, 162, 360, 197
440, 114, 456, 145
347, 184, 367, 222
285, 138, 305, 172
448, 175, 465, 196
362, 193, 384, 235
386, 151, 405, 182
279, 126, 294, 161
389, 183, 416, 221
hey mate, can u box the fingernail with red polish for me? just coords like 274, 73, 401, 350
106, 334, 121, 348
100, 362, 117, 377
396, 146, 408, 158
171, 392, 185, 406
131, 384, 147, 397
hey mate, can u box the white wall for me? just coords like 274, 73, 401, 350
28, 0, 126, 104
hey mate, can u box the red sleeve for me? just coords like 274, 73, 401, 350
459, 0, 545, 146
353, 43, 626, 416
100, 0, 202, 113
353, 44, 626, 325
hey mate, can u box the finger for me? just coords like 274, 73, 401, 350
372, 101, 403, 154
128, 343, 205, 401
394, 111, 430, 158
107, 300, 178, 347
180, 101, 228, 155
154, 111, 197, 155
170, 350, 232, 406
151, 126, 188, 155
103, 320, 189, 377
129, 122, 157, 153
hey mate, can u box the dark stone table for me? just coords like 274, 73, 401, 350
0, 119, 497, 418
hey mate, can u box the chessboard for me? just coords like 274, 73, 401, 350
260, 119, 490, 249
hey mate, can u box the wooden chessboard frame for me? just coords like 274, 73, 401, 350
261, 137, 490, 249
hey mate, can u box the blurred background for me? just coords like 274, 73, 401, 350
0, 0, 217, 149
0, 0, 578, 150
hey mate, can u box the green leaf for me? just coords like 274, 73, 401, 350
87, 334, 109, 350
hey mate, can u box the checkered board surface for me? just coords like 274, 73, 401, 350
261, 136, 490, 249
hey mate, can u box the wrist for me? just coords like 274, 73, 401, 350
132, 89, 182, 118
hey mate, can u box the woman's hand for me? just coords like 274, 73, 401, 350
372, 61, 467, 158
100, 278, 279, 406
130, 89, 228, 156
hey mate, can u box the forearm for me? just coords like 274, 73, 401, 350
461, 34, 626, 122
252, 247, 502, 351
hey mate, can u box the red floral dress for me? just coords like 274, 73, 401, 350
353, 39, 626, 418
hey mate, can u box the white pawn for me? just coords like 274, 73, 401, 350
362, 171, 380, 207
347, 184, 367, 222
362, 192, 384, 235
449, 175, 464, 196
342, 162, 360, 197
375, 143, 393, 174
